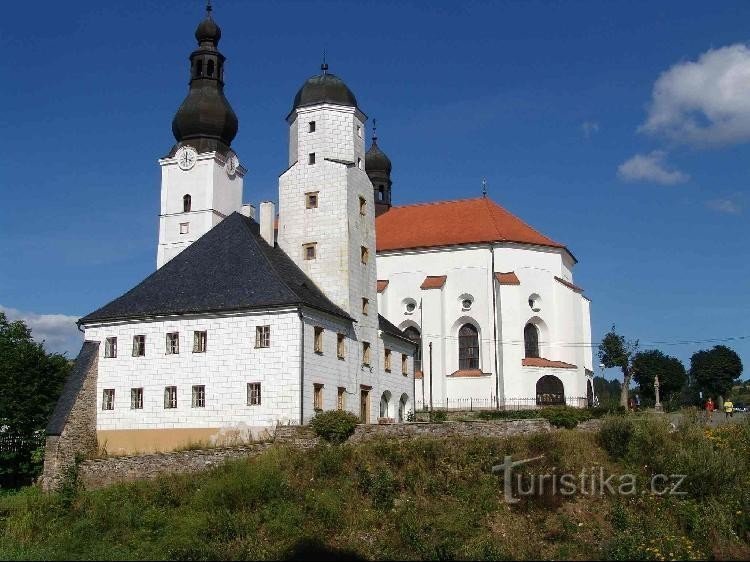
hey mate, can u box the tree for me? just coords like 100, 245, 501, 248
632, 350, 687, 401
0, 312, 72, 488
593, 376, 621, 408
598, 326, 638, 408
689, 345, 743, 402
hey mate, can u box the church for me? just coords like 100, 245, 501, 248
46, 5, 593, 457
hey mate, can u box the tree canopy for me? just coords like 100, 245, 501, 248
632, 349, 687, 401
689, 345, 743, 400
598, 326, 638, 407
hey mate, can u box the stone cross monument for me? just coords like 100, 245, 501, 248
654, 375, 663, 412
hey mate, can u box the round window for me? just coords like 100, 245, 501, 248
458, 293, 474, 311
528, 293, 542, 312
462, 299, 473, 310
403, 299, 417, 314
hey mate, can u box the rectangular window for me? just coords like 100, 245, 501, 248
130, 387, 143, 410
337, 387, 346, 410
192, 385, 205, 408
362, 297, 369, 316
308, 152, 316, 165
166, 332, 179, 354
180, 222, 189, 234
359, 196, 366, 215
357, 124, 362, 138
132, 335, 145, 357
255, 325, 270, 348
362, 341, 371, 366
402, 354, 408, 375
104, 337, 117, 358
308, 121, 316, 132
193, 330, 207, 353
164, 386, 177, 409
247, 382, 261, 406
102, 389, 115, 410
305, 192, 319, 209
360, 246, 369, 264
337, 333, 345, 359
384, 348, 392, 372
303, 242, 317, 260
357, 157, 363, 170
314, 326, 324, 354
314, 384, 324, 411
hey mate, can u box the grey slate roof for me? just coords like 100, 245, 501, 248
378, 314, 415, 347
47, 340, 99, 436
80, 212, 352, 324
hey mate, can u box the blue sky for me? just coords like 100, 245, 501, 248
1, 0, 748, 380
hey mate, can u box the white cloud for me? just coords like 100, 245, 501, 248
581, 121, 600, 138
706, 197, 743, 215
0, 305, 82, 357
640, 44, 750, 146
617, 150, 690, 185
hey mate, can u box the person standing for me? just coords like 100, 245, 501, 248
724, 399, 734, 420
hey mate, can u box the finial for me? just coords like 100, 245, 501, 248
482, 178, 488, 197
206, 0, 213, 16
321, 49, 328, 74
372, 118, 378, 142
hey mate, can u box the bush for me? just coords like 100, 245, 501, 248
309, 410, 360, 443
598, 416, 635, 459
429, 410, 447, 423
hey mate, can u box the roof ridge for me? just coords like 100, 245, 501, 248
389, 196, 485, 210
484, 197, 563, 247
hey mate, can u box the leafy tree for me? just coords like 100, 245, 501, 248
689, 345, 743, 402
631, 350, 687, 401
0, 312, 72, 488
598, 326, 638, 408
593, 376, 621, 407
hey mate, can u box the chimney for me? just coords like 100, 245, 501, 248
259, 201, 275, 246
240, 204, 256, 220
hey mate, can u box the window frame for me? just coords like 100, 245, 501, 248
314, 326, 324, 354
458, 324, 480, 370
362, 341, 371, 367
384, 348, 392, 372
130, 387, 143, 410
303, 242, 317, 260
308, 121, 316, 133
337, 387, 346, 410
179, 222, 190, 235
132, 334, 145, 357
314, 383, 324, 411
359, 196, 366, 215
193, 330, 207, 353
305, 191, 319, 209
164, 386, 178, 409
308, 152, 316, 165
192, 385, 206, 408
255, 325, 271, 348
247, 382, 262, 406
402, 353, 408, 375
105, 337, 117, 358
362, 297, 369, 316
102, 388, 115, 410
360, 246, 369, 264
166, 332, 180, 355
336, 333, 345, 360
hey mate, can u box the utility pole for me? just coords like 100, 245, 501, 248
429, 341, 433, 413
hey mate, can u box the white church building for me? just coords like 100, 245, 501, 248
47, 5, 593, 456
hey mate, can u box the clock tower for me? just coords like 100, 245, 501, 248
156, 4, 245, 269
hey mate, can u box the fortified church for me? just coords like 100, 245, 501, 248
46, 5, 593, 456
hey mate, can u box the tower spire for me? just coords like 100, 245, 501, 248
206, 0, 212, 16
321, 49, 328, 74
482, 178, 487, 198
372, 118, 378, 143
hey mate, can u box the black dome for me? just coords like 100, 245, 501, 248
171, 86, 238, 148
195, 16, 221, 44
292, 70, 358, 112
366, 138, 391, 174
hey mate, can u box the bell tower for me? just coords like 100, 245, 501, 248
365, 121, 393, 216
156, 3, 245, 269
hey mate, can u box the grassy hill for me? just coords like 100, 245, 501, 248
1, 415, 749, 560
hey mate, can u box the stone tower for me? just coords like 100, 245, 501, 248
156, 4, 245, 268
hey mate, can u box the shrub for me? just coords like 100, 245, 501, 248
429, 410, 447, 423
540, 407, 592, 429
309, 410, 359, 443
598, 416, 635, 459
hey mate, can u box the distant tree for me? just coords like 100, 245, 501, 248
0, 312, 72, 488
593, 376, 621, 407
598, 326, 638, 408
632, 350, 687, 401
689, 345, 743, 402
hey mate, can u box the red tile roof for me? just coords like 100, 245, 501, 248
448, 368, 488, 377
554, 276, 584, 294
522, 358, 577, 369
376, 280, 389, 293
420, 275, 447, 290
495, 272, 520, 285
375, 197, 565, 253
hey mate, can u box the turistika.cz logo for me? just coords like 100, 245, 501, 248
491, 455, 686, 503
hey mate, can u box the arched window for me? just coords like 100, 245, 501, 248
403, 326, 421, 372
536, 375, 565, 406
524, 323, 539, 358
207, 59, 215, 77
458, 324, 479, 370
195, 59, 203, 77
183, 194, 192, 213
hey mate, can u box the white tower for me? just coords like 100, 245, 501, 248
278, 64, 379, 358
156, 5, 245, 268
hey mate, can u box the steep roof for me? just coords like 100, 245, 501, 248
47, 340, 99, 436
378, 314, 415, 346
80, 213, 351, 324
375, 197, 567, 254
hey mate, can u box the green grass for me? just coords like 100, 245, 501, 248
1, 417, 749, 560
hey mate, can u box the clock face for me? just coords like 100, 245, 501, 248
225, 152, 239, 176
176, 146, 197, 171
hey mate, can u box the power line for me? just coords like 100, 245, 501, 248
415, 333, 750, 348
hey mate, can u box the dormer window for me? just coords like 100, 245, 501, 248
183, 194, 191, 213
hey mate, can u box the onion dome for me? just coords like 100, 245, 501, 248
366, 136, 392, 174
170, 3, 238, 155
366, 121, 393, 216
291, 63, 358, 113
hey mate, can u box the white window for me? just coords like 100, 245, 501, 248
384, 348, 392, 372
132, 335, 145, 357
166, 332, 179, 354
193, 330, 207, 353
102, 389, 115, 410
337, 387, 346, 410
104, 337, 117, 358
314, 326, 324, 354
337, 333, 345, 359
247, 382, 261, 406
192, 385, 205, 408
256, 325, 270, 348
303, 243, 317, 260
131, 388, 143, 409
314, 384, 324, 410
362, 341, 371, 366
164, 386, 177, 409
180, 222, 189, 235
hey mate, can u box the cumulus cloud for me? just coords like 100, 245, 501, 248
640, 44, 750, 146
0, 305, 82, 357
617, 150, 690, 185
706, 197, 743, 215
581, 121, 600, 138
